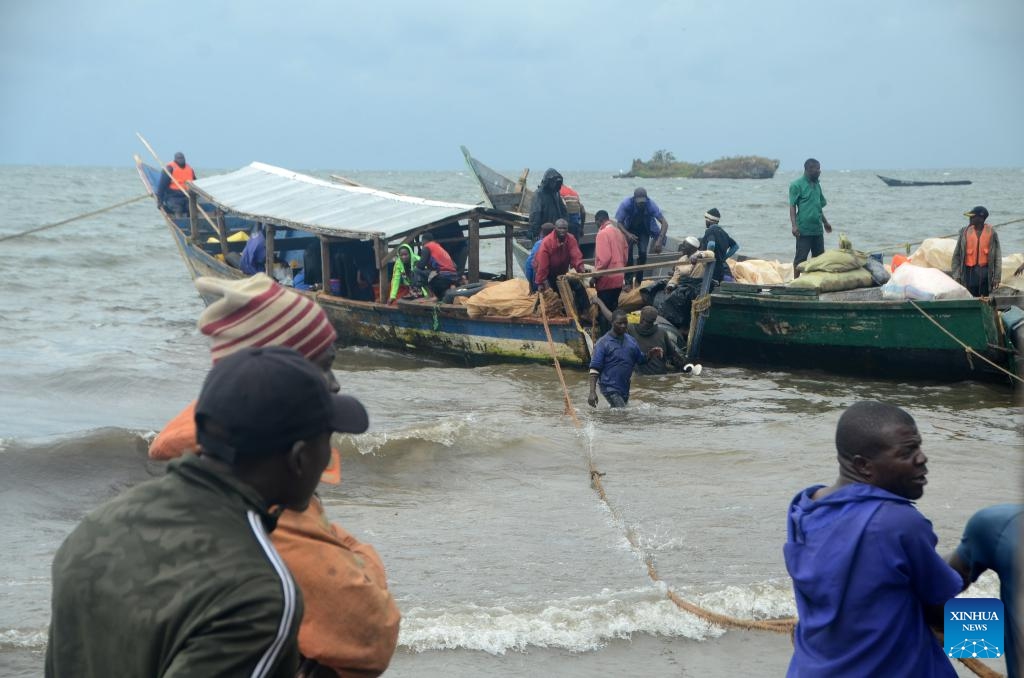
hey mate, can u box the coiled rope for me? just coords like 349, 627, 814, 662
537, 301, 1005, 677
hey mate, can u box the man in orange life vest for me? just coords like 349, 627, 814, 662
157, 151, 197, 217
951, 206, 1002, 297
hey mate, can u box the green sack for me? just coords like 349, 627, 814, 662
797, 249, 868, 273
788, 268, 874, 292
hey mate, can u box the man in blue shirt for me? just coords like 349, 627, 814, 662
587, 310, 662, 408
614, 188, 670, 288
784, 401, 963, 677
240, 224, 267, 275
947, 504, 1022, 678
523, 222, 554, 292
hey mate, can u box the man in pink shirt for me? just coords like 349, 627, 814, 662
534, 218, 585, 291
593, 210, 627, 313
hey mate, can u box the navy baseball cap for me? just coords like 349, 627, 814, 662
964, 206, 989, 219
195, 346, 368, 464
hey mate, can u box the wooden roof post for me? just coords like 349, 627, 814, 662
374, 237, 388, 303
320, 237, 331, 293
264, 223, 275, 276
468, 217, 480, 283
216, 210, 229, 259
505, 223, 514, 280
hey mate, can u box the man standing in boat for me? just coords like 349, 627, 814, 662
788, 158, 833, 278
157, 151, 196, 217
528, 168, 569, 241
699, 208, 739, 283
951, 206, 1002, 297
615, 187, 670, 288
559, 183, 586, 241
593, 210, 627, 316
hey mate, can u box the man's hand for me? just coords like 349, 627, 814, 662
791, 224, 799, 237
652, 239, 664, 254
824, 222, 833, 234
1015, 262, 1024, 277
626, 231, 638, 243
588, 391, 598, 408
538, 281, 549, 292
647, 347, 664, 360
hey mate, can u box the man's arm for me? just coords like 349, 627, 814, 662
789, 205, 799, 237
656, 216, 669, 245
587, 372, 600, 407
821, 213, 833, 234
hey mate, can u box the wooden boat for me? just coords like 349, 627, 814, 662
877, 175, 972, 187
459, 146, 683, 275
135, 157, 594, 367
698, 284, 1016, 383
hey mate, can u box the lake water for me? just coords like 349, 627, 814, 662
1, 164, 1020, 676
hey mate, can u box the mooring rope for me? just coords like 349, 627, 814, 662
0, 195, 149, 243
867, 216, 1024, 255
537, 301, 796, 633
537, 301, 1004, 677
908, 300, 1023, 385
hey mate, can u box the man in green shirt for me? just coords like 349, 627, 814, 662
788, 158, 833, 278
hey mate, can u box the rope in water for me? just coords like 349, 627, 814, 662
537, 301, 1005, 677
0, 195, 149, 243
908, 300, 1023, 385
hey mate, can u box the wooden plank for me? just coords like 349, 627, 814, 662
188, 193, 198, 242
505, 224, 514, 279
216, 210, 229, 259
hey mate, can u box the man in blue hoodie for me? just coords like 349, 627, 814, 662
784, 401, 963, 677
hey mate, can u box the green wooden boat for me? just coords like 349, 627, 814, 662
697, 284, 1017, 383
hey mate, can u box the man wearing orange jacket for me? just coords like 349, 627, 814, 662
149, 274, 401, 677
157, 151, 196, 217
951, 205, 1002, 297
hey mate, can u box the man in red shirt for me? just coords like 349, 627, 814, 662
559, 184, 586, 241
533, 219, 585, 292
593, 210, 627, 313
418, 231, 459, 299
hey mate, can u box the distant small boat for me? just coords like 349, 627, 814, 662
877, 175, 972, 187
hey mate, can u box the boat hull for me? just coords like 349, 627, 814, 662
700, 288, 1012, 382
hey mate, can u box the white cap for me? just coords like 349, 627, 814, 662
684, 236, 700, 249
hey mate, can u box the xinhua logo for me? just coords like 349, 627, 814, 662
944, 598, 1004, 659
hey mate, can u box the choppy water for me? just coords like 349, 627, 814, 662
1, 164, 1021, 676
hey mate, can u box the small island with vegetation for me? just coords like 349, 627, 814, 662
615, 150, 780, 179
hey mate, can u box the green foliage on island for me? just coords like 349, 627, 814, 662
617, 150, 780, 179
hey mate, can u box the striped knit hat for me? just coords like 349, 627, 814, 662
196, 274, 337, 364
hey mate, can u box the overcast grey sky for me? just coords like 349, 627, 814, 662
1, 0, 1021, 170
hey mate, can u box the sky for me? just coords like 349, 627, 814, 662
1, 0, 1022, 171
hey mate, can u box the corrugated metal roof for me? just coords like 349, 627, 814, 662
189, 162, 503, 239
